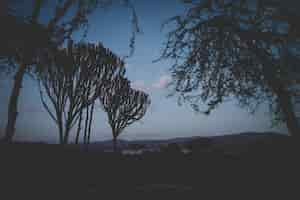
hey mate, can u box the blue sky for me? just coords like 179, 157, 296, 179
0, 0, 287, 143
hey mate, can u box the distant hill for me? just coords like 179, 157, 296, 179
2, 132, 291, 155
73, 132, 290, 153
206, 132, 292, 155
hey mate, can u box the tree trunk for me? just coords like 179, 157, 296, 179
83, 105, 89, 144
276, 87, 300, 137
245, 35, 300, 137
87, 102, 95, 144
62, 129, 68, 145
113, 136, 117, 153
75, 109, 83, 144
63, 124, 71, 145
4, 62, 27, 143
58, 121, 64, 144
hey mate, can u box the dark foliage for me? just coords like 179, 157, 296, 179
160, 0, 300, 136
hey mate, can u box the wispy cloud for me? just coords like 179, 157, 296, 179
152, 75, 172, 89
131, 75, 172, 93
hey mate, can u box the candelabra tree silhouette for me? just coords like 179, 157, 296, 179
37, 40, 125, 144
159, 0, 300, 137
0, 0, 100, 143
0, 0, 140, 143
99, 76, 151, 152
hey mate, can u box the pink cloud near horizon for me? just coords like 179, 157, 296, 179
131, 75, 172, 93
152, 75, 172, 89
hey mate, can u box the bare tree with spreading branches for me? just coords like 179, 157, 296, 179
160, 0, 300, 137
38, 40, 125, 144
99, 76, 151, 151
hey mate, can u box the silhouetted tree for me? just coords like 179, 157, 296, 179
99, 77, 151, 151
38, 41, 125, 144
0, 0, 140, 143
160, 0, 300, 136
0, 0, 97, 143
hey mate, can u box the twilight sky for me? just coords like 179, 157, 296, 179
0, 0, 287, 143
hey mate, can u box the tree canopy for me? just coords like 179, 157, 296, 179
160, 0, 300, 136
38, 40, 125, 144
99, 75, 151, 150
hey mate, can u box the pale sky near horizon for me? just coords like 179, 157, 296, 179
0, 0, 288, 143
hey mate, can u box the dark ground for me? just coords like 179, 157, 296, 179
0, 136, 299, 199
